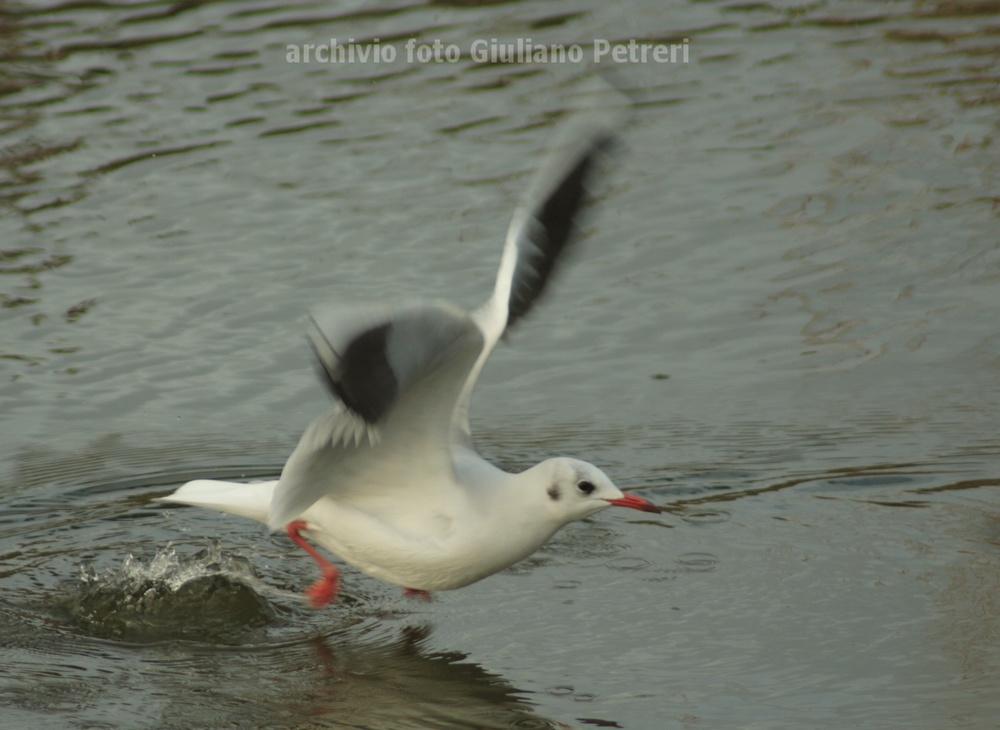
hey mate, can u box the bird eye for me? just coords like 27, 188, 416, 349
577, 480, 596, 495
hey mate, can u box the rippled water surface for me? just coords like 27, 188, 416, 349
2, 0, 998, 728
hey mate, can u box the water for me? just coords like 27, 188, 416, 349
2, 0, 998, 727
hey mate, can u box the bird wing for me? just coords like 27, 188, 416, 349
268, 80, 630, 529
267, 301, 485, 530
452, 81, 631, 445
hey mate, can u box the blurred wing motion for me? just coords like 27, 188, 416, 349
269, 79, 631, 529
268, 302, 483, 529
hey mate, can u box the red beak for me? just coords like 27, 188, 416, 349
605, 493, 661, 514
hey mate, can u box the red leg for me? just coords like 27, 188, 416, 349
404, 588, 432, 602
287, 520, 341, 608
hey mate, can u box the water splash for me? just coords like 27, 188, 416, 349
63, 541, 280, 644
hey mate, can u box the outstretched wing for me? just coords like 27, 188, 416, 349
267, 301, 484, 530
453, 80, 632, 444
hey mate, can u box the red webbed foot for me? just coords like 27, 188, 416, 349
304, 568, 340, 608
287, 520, 342, 608
404, 588, 432, 602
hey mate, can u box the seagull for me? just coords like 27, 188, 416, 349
159, 85, 660, 607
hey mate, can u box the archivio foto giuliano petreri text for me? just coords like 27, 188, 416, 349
286, 37, 691, 65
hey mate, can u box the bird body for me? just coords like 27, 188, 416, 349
159, 82, 659, 605
170, 454, 639, 593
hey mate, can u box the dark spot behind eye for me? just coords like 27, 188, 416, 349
547, 485, 561, 501
577, 480, 596, 495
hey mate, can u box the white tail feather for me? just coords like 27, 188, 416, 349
156, 479, 278, 526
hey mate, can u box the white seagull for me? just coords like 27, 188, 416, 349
159, 86, 659, 607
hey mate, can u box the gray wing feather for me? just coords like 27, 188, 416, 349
268, 301, 484, 529
453, 80, 632, 445
504, 127, 618, 329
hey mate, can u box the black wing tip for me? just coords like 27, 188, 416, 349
505, 131, 621, 329
308, 322, 397, 424
306, 304, 482, 426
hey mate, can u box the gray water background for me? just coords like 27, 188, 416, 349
1, 0, 998, 728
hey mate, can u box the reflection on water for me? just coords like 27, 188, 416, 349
1, 0, 999, 727
297, 630, 555, 730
